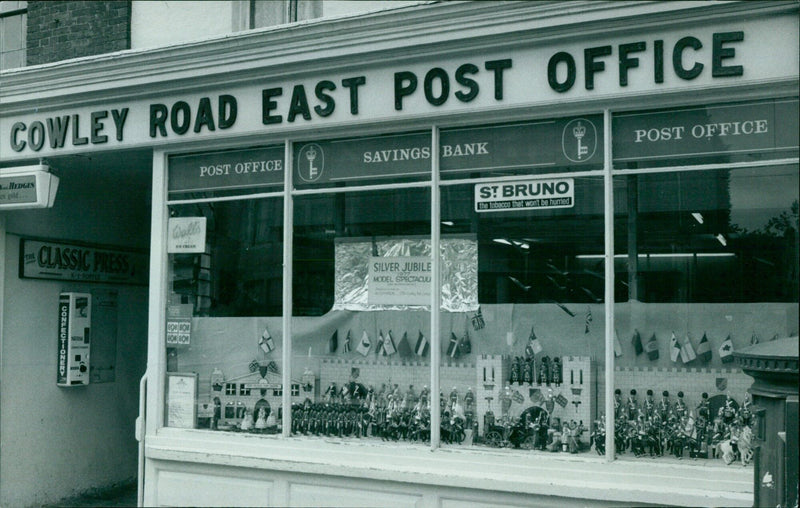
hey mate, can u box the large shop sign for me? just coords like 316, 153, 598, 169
5, 16, 796, 159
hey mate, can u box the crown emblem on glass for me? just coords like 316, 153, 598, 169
572, 121, 588, 160
306, 146, 317, 162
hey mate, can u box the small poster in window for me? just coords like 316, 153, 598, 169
166, 372, 197, 428
167, 217, 206, 253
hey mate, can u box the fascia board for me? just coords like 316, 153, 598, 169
0, 0, 795, 113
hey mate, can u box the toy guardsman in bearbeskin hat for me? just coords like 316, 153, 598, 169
626, 389, 639, 421
658, 390, 671, 422
644, 389, 656, 418
614, 388, 623, 419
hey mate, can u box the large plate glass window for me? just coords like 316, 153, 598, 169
439, 174, 605, 454
290, 132, 432, 444
164, 146, 285, 432
611, 98, 799, 463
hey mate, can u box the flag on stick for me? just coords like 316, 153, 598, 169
525, 325, 543, 358
680, 333, 697, 363
376, 330, 385, 356
329, 330, 338, 353
670, 332, 681, 362
414, 331, 429, 356
260, 326, 275, 354
342, 330, 352, 353
396, 331, 413, 358
632, 329, 644, 355
446, 332, 460, 358
383, 330, 397, 356
613, 329, 623, 357
719, 334, 735, 363
645, 333, 659, 361
697, 332, 712, 363
585, 307, 593, 334
356, 331, 371, 356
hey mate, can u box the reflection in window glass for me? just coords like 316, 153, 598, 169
166, 199, 284, 433
437, 178, 604, 454
291, 188, 432, 443
611, 165, 797, 463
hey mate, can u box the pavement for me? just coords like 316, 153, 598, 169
45, 481, 137, 508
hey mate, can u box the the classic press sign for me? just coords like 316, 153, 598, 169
20, 238, 148, 285
475, 178, 575, 212
4, 23, 783, 158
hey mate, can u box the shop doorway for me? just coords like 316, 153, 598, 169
0, 148, 152, 507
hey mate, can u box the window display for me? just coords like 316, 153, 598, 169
160, 102, 797, 467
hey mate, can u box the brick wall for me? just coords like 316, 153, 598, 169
27, 1, 130, 65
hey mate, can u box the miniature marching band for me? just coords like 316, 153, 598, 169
592, 389, 754, 464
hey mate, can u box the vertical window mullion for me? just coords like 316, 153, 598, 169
430, 125, 441, 450
603, 109, 616, 461
281, 139, 293, 437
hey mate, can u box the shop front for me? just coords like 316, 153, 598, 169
1, 1, 797, 506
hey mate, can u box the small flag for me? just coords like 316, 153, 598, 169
356, 331, 371, 356
511, 390, 524, 404
585, 307, 593, 334
632, 329, 643, 355
446, 332, 460, 358
260, 326, 275, 354
376, 331, 385, 356
525, 325, 543, 358
248, 359, 260, 372
329, 330, 338, 353
645, 333, 659, 361
719, 334, 735, 363
266, 360, 279, 375
716, 377, 728, 391
670, 332, 681, 362
751, 332, 760, 345
415, 331, 429, 356
554, 393, 568, 408
697, 332, 712, 363
680, 333, 697, 363
613, 329, 623, 357
471, 308, 485, 330
383, 330, 397, 356
396, 331, 413, 358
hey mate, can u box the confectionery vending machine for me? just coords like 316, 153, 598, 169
56, 292, 91, 386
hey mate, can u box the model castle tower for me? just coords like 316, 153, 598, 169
548, 356, 594, 429
475, 355, 509, 435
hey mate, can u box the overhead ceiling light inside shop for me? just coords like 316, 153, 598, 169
692, 212, 705, 224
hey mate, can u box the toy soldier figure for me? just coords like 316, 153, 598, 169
658, 391, 671, 422
613, 389, 623, 420
523, 357, 533, 385
510, 357, 521, 385
551, 357, 562, 386
675, 391, 688, 418
449, 386, 459, 410
538, 356, 550, 386
644, 389, 656, 418
626, 389, 639, 421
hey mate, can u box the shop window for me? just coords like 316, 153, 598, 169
291, 184, 432, 442
165, 197, 284, 432
291, 384, 300, 397
0, 1, 27, 70
610, 163, 798, 462
437, 177, 603, 454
